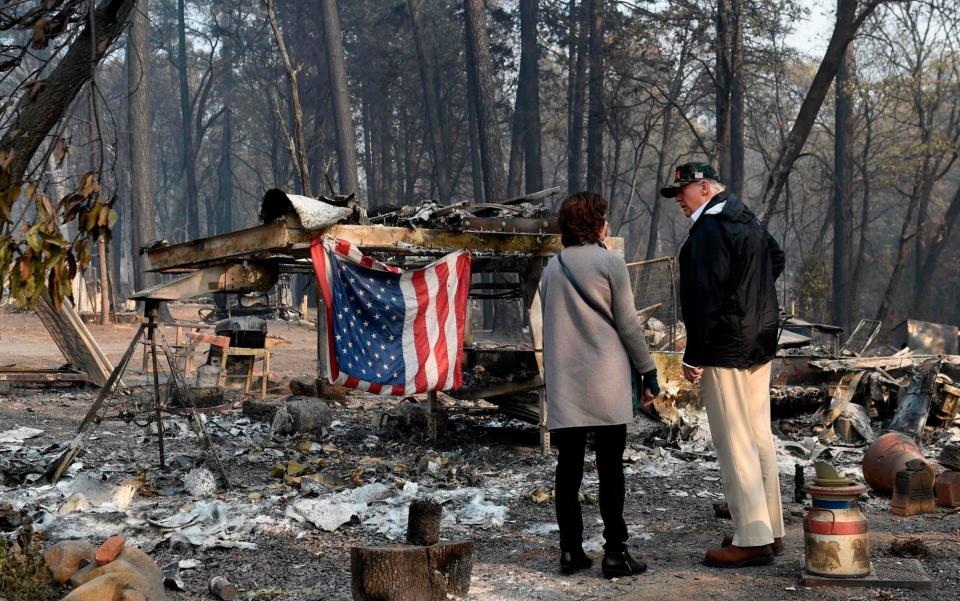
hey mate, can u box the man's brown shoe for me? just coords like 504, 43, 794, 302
721, 534, 784, 556
703, 544, 774, 568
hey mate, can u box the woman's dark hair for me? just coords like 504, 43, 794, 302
557, 192, 608, 247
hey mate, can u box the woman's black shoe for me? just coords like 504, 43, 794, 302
601, 550, 647, 578
560, 549, 593, 574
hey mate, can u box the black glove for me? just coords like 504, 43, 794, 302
640, 369, 660, 397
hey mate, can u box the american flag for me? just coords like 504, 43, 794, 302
311, 236, 471, 395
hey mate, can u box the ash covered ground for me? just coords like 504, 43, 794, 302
2, 307, 959, 600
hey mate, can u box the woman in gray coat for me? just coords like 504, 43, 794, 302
539, 192, 659, 578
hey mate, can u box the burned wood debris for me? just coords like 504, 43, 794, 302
771, 319, 960, 517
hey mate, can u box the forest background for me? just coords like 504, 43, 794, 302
1, 0, 959, 338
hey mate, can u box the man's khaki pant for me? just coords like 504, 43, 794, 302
701, 362, 784, 547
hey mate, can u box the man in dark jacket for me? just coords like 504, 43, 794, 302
663, 162, 786, 568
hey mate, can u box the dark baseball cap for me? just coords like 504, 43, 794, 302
660, 162, 720, 197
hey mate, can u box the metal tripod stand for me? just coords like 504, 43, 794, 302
45, 299, 230, 487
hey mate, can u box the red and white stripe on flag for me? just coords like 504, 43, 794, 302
311, 236, 471, 395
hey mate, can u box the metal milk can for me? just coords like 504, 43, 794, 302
803, 461, 871, 578
196, 362, 222, 388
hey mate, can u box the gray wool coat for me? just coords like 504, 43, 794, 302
538, 244, 656, 430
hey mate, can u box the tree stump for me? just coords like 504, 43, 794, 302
350, 541, 474, 601
406, 499, 442, 546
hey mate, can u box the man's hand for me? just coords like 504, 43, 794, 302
641, 389, 656, 407
682, 363, 703, 384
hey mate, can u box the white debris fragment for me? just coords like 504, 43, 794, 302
675, 407, 713, 453
37, 509, 146, 545
627, 524, 653, 541
524, 522, 559, 535
350, 482, 393, 504
57, 474, 137, 512
457, 494, 507, 528
149, 501, 258, 550
183, 467, 217, 498
0, 426, 43, 443
582, 534, 605, 552
275, 192, 352, 230
287, 498, 364, 532
361, 505, 411, 539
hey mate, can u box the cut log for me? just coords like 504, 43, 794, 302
406, 499, 442, 546
351, 541, 474, 601
209, 575, 237, 601
289, 376, 318, 397
242, 399, 281, 422
271, 397, 332, 436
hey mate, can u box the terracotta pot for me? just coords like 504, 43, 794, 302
862, 432, 935, 494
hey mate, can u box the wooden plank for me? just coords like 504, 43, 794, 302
186, 332, 232, 347
0, 369, 89, 383
34, 298, 114, 387
61, 300, 115, 383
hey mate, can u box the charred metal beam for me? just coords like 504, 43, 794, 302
147, 222, 626, 273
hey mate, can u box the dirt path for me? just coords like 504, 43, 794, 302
0, 304, 320, 381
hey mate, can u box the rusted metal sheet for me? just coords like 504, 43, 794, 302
323, 224, 564, 255
147, 222, 625, 273
772, 355, 832, 386
894, 319, 959, 355
459, 216, 556, 234
811, 354, 960, 373
146, 222, 307, 272
132, 263, 279, 301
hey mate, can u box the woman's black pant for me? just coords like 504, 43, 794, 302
552, 423, 628, 553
